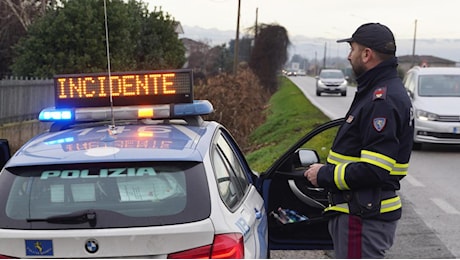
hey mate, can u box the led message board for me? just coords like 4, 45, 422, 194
54, 69, 193, 108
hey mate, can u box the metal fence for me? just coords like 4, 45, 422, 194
0, 78, 54, 125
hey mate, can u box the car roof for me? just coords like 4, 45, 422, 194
7, 120, 220, 167
410, 66, 460, 75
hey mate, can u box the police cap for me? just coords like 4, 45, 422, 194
337, 23, 396, 55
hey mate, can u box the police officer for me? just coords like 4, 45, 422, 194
304, 23, 414, 258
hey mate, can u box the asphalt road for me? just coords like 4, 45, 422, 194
270, 76, 457, 259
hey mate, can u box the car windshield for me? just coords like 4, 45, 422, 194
418, 75, 460, 97
0, 161, 210, 229
320, 71, 344, 78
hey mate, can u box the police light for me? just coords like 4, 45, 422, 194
39, 109, 74, 121
54, 69, 194, 108
38, 100, 214, 123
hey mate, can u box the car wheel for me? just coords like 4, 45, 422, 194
316, 90, 321, 96
341, 91, 347, 97
412, 142, 422, 150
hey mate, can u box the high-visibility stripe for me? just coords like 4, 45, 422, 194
324, 196, 402, 214
327, 150, 360, 165
380, 196, 402, 213
334, 163, 351, 190
327, 150, 409, 176
391, 163, 408, 176
325, 203, 350, 214
360, 150, 395, 172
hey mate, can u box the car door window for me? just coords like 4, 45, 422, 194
212, 148, 241, 209
216, 131, 250, 192
212, 130, 250, 209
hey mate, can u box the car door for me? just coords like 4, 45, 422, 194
257, 118, 345, 250
213, 129, 268, 258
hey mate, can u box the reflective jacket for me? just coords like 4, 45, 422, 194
317, 57, 414, 221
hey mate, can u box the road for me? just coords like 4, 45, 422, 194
273, 76, 459, 258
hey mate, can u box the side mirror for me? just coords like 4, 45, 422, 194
315, 76, 319, 80
0, 139, 11, 169
297, 149, 320, 167
276, 149, 320, 173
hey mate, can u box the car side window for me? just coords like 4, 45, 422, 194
216, 131, 250, 192
403, 72, 416, 95
212, 130, 250, 209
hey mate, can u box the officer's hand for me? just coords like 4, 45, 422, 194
304, 163, 323, 187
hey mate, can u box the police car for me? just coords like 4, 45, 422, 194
0, 69, 338, 258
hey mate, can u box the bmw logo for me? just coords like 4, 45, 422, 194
85, 239, 99, 254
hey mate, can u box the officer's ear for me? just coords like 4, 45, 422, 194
361, 47, 373, 63
362, 48, 371, 57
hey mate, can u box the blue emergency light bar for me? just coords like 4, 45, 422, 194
38, 100, 214, 123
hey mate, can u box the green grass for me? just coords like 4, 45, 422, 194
246, 77, 335, 172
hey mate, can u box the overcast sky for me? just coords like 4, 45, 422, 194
144, 0, 460, 61
146, 0, 460, 40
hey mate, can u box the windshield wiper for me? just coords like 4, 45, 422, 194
27, 210, 97, 227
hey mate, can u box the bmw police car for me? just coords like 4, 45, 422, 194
0, 69, 338, 258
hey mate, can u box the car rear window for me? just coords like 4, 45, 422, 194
0, 161, 210, 229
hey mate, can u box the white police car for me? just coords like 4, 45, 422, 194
0, 69, 338, 258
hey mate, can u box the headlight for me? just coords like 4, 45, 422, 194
415, 109, 439, 121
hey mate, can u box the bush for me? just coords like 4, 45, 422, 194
194, 67, 270, 151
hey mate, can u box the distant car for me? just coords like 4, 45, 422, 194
0, 69, 336, 258
285, 69, 297, 77
403, 66, 460, 150
297, 70, 307, 76
315, 69, 347, 96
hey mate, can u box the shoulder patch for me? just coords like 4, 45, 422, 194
373, 117, 387, 132
373, 86, 387, 100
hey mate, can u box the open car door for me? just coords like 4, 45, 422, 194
258, 118, 345, 250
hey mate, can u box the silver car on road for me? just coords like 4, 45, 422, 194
403, 66, 460, 149
315, 69, 347, 96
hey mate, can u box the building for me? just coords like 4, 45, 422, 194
398, 55, 456, 72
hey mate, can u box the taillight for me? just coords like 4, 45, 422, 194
168, 244, 212, 259
210, 233, 244, 259
0, 255, 17, 259
168, 233, 244, 259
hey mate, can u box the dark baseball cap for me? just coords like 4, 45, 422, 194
337, 23, 396, 55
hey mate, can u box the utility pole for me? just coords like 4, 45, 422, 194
233, 0, 241, 75
255, 7, 258, 38
411, 19, 418, 67
323, 42, 327, 69
315, 51, 318, 75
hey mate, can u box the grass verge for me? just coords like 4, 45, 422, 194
245, 77, 333, 172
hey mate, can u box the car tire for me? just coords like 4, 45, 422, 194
341, 91, 347, 97
412, 141, 422, 150
316, 90, 321, 96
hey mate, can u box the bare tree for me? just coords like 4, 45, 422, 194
0, 0, 52, 77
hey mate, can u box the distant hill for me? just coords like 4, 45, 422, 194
181, 25, 460, 63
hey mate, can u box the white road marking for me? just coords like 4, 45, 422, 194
404, 175, 425, 187
431, 198, 460, 214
